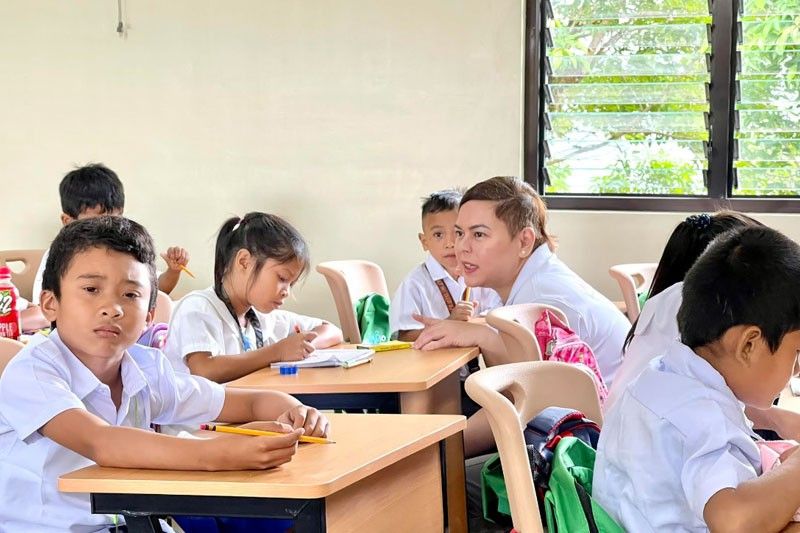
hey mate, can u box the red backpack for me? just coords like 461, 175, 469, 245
534, 309, 608, 406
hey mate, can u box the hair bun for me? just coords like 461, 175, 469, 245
685, 213, 711, 230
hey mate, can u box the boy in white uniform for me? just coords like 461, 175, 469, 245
390, 189, 501, 341
0, 216, 329, 532
594, 226, 800, 532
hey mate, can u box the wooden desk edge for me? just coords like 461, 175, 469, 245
58, 416, 467, 499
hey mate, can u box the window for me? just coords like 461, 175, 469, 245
526, 0, 800, 210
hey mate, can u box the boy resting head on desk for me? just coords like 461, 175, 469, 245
0, 215, 329, 533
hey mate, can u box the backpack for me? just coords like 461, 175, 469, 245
534, 309, 609, 405
137, 322, 169, 349
544, 437, 624, 533
354, 293, 391, 344
481, 407, 601, 526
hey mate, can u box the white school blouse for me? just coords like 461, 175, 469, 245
0, 330, 225, 533
593, 341, 760, 532
164, 287, 325, 374
605, 281, 683, 410
389, 254, 502, 336
505, 245, 629, 385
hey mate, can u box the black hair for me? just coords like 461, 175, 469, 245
623, 210, 762, 351
42, 216, 158, 310
213, 212, 310, 299
59, 163, 125, 218
678, 225, 800, 352
421, 189, 463, 217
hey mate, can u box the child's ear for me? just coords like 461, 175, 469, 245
518, 227, 537, 258
39, 290, 59, 322
418, 232, 428, 251
733, 325, 764, 367
145, 308, 155, 326
235, 249, 252, 271
60, 213, 74, 226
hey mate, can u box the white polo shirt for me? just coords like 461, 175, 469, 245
0, 330, 225, 533
505, 245, 629, 385
164, 287, 325, 374
593, 341, 760, 532
606, 282, 683, 410
389, 254, 502, 336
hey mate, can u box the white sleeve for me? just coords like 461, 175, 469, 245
149, 352, 225, 425
679, 401, 759, 521
31, 249, 48, 305
0, 354, 84, 442
389, 279, 427, 335
165, 299, 227, 362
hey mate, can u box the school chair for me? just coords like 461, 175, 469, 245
315, 260, 389, 344
0, 337, 26, 376
465, 361, 603, 533
486, 303, 569, 362
0, 249, 45, 301
608, 263, 657, 323
153, 290, 173, 324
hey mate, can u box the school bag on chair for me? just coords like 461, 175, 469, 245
481, 406, 601, 526
534, 309, 609, 405
544, 436, 624, 533
354, 292, 391, 344
137, 322, 169, 350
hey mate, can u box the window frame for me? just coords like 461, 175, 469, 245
524, 0, 800, 212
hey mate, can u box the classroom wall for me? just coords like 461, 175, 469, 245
2, 2, 798, 322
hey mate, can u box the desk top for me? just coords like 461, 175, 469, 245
59, 413, 465, 499
226, 346, 479, 393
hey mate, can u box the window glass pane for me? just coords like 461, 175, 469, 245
733, 1, 800, 196
543, 0, 711, 195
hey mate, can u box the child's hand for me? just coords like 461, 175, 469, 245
278, 405, 330, 438
160, 246, 190, 272
208, 422, 302, 470
277, 330, 318, 361
449, 301, 477, 321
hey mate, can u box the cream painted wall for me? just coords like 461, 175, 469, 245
3, 2, 799, 325
0, 1, 522, 321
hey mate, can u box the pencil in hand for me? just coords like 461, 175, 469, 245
200, 423, 335, 444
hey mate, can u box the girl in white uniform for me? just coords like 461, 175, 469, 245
164, 212, 343, 382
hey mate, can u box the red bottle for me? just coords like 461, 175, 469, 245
0, 266, 21, 340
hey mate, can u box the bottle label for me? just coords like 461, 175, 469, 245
0, 289, 12, 316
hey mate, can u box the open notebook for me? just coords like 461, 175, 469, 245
270, 348, 375, 369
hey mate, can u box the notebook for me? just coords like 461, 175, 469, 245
270, 348, 375, 369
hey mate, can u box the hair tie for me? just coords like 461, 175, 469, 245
231, 219, 242, 232
685, 213, 711, 230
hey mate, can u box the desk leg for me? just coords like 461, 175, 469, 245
122, 515, 161, 533
400, 372, 467, 533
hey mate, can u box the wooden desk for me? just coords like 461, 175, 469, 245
228, 346, 477, 532
60, 413, 465, 533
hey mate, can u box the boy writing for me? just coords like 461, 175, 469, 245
389, 189, 501, 342
22, 163, 191, 330
0, 216, 329, 532
594, 225, 800, 532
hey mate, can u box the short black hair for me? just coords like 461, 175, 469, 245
421, 189, 463, 218
678, 226, 800, 352
42, 216, 158, 310
59, 164, 125, 218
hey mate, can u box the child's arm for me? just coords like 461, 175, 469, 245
704, 449, 800, 532
185, 331, 317, 383
308, 322, 343, 348
40, 408, 302, 471
412, 314, 507, 364
747, 405, 800, 440
157, 246, 190, 294
217, 388, 330, 437
20, 305, 50, 331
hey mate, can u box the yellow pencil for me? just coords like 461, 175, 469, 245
200, 424, 335, 444
463, 287, 471, 302
179, 265, 196, 278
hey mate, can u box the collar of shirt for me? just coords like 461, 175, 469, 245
197, 286, 253, 338
424, 254, 460, 284
48, 329, 149, 401
505, 245, 553, 305
659, 340, 746, 412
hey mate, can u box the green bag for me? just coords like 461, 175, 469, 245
544, 437, 624, 533
480, 453, 513, 526
354, 293, 391, 344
